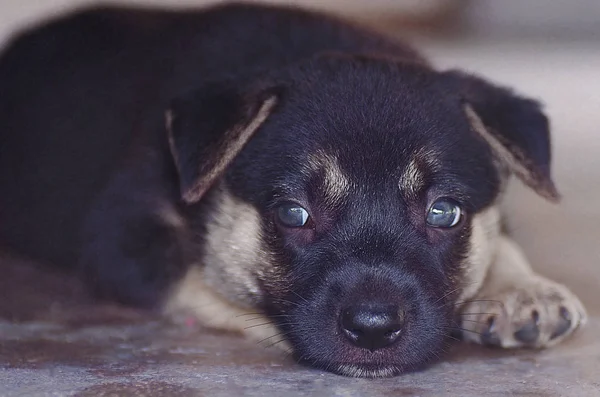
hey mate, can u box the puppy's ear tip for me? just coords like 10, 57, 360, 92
545, 183, 562, 204
165, 109, 176, 131
533, 177, 561, 203
181, 185, 205, 205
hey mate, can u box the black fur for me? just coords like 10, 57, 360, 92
0, 3, 556, 377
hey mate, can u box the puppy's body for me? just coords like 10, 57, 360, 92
0, 3, 586, 377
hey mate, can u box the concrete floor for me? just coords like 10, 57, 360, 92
2, 10, 600, 397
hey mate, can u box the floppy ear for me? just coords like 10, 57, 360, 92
443, 70, 560, 202
166, 82, 278, 204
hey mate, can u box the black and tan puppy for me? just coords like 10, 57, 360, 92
0, 2, 587, 377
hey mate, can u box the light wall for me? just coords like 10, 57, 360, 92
0, 0, 451, 48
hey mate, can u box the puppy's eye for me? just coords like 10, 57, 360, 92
426, 198, 462, 228
276, 204, 310, 228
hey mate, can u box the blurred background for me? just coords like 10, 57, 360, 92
1, 0, 599, 307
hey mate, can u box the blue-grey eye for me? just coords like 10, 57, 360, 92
426, 198, 462, 228
277, 203, 310, 227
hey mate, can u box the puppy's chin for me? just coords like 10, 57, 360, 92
298, 351, 442, 378
317, 363, 414, 379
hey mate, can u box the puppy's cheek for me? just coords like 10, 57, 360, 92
457, 205, 502, 302
198, 182, 291, 308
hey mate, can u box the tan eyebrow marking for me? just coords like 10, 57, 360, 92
307, 150, 352, 207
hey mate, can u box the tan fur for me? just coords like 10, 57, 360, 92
164, 266, 291, 352
398, 157, 425, 199
418, 147, 442, 173
202, 183, 273, 306
458, 205, 502, 302
307, 150, 353, 207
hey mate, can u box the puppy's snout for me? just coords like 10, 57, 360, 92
340, 303, 404, 351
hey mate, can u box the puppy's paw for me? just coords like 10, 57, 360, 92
460, 277, 587, 348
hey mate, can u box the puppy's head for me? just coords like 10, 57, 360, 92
166, 54, 557, 377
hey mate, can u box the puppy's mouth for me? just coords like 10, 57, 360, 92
297, 348, 419, 378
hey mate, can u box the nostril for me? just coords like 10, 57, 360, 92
384, 328, 401, 338
340, 304, 405, 351
343, 328, 363, 342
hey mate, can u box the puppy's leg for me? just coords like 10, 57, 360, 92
78, 150, 188, 308
460, 235, 587, 348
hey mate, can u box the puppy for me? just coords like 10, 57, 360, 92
0, 3, 587, 378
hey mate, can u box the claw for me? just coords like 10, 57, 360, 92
550, 307, 572, 340
481, 317, 502, 347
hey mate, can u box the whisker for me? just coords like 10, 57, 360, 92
235, 312, 264, 318
459, 312, 497, 316
446, 334, 460, 342
243, 314, 289, 322
257, 331, 288, 345
434, 285, 467, 306
282, 349, 295, 361
428, 328, 459, 342
243, 316, 268, 323
289, 289, 309, 304
264, 337, 291, 349
443, 326, 483, 336
453, 299, 504, 307
247, 320, 301, 331
460, 318, 487, 325
269, 298, 302, 308
244, 321, 276, 330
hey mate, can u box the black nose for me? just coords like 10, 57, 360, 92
340, 304, 404, 351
